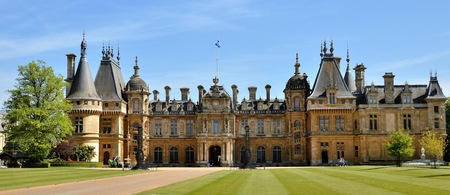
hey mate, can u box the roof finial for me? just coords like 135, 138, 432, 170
80, 32, 87, 58
323, 40, 327, 54
117, 42, 121, 63
102, 42, 105, 58
346, 45, 350, 66
134, 56, 139, 76
320, 41, 324, 58
294, 53, 300, 75
330, 40, 334, 54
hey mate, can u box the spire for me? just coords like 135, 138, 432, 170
134, 56, 139, 76
66, 33, 101, 100
346, 45, 350, 66
294, 53, 300, 75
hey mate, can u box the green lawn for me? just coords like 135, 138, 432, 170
0, 167, 146, 191
140, 166, 450, 195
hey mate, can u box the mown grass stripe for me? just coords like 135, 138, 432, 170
304, 167, 450, 194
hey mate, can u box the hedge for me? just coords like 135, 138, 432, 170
50, 162, 104, 167
22, 162, 51, 168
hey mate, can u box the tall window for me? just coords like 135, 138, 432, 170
170, 120, 178, 135
295, 144, 301, 155
241, 119, 248, 134
335, 116, 344, 131
102, 118, 112, 134
294, 98, 300, 111
213, 120, 220, 134
403, 114, 412, 130
133, 99, 140, 113
354, 146, 359, 158
369, 115, 378, 130
256, 146, 266, 163
273, 146, 282, 163
336, 142, 345, 159
273, 119, 281, 134
257, 119, 265, 134
154, 147, 163, 163
402, 95, 411, 104
319, 116, 329, 131
294, 132, 301, 143
186, 120, 194, 135
169, 147, 178, 163
329, 93, 335, 104
434, 118, 440, 129
155, 120, 162, 135
75, 117, 83, 133
434, 106, 439, 113
185, 146, 195, 163
368, 96, 377, 104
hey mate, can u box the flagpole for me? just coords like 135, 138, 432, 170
216, 40, 220, 79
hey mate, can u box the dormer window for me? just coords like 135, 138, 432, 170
273, 103, 279, 110
257, 102, 264, 111
156, 102, 162, 111
187, 103, 193, 111
328, 93, 336, 104
368, 96, 377, 104
402, 95, 411, 104
242, 103, 248, 111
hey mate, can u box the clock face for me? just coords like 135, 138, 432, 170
213, 101, 219, 107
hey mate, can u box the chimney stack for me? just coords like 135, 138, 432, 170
65, 53, 76, 95
265, 84, 271, 102
383, 72, 395, 104
197, 85, 204, 105
354, 63, 366, 94
153, 90, 159, 101
248, 86, 257, 101
180, 88, 190, 101
231, 84, 238, 110
164, 86, 171, 105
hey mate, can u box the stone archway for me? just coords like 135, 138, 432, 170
209, 145, 221, 166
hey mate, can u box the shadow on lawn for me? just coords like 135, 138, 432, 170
419, 174, 450, 178
361, 166, 389, 171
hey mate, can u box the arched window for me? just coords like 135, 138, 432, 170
154, 147, 163, 164
185, 146, 195, 163
294, 98, 300, 111
273, 146, 282, 163
294, 120, 301, 130
170, 147, 178, 163
257, 146, 266, 163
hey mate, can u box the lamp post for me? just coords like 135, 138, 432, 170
241, 125, 254, 169
132, 126, 147, 170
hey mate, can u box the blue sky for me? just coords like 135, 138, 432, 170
1, 0, 450, 104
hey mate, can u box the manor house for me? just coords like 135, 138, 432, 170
65, 36, 447, 166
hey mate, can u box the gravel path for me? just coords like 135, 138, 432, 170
0, 167, 229, 195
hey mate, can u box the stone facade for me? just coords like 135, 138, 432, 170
66, 37, 447, 166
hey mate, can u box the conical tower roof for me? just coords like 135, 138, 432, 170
66, 34, 101, 100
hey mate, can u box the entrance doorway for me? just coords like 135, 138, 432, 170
103, 151, 110, 165
209, 146, 221, 166
321, 151, 328, 164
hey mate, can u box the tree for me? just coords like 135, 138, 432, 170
384, 129, 415, 167
444, 98, 450, 161
50, 139, 75, 161
420, 130, 445, 168
3, 60, 74, 162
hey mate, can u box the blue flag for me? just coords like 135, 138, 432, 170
215, 40, 220, 48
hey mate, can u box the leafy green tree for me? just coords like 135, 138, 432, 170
3, 60, 73, 162
384, 129, 415, 167
444, 98, 450, 161
420, 130, 445, 168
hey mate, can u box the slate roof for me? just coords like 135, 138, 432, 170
66, 37, 101, 100
310, 53, 354, 98
343, 64, 356, 92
